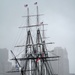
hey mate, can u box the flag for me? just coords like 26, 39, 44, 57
15, 63, 19, 71
24, 4, 28, 7
34, 2, 37, 5
36, 58, 40, 62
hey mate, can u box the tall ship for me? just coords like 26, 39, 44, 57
8, 2, 59, 75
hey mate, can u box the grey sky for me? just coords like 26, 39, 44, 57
0, 0, 75, 73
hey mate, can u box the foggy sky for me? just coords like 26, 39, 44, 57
0, 0, 75, 73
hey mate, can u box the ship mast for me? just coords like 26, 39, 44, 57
7, 2, 59, 75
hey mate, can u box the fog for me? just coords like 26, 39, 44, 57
0, 0, 75, 73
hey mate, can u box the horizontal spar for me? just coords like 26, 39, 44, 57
7, 69, 35, 73
7, 70, 20, 73
44, 59, 59, 61
22, 14, 44, 17
11, 56, 60, 60
31, 59, 59, 61
19, 24, 48, 28
14, 42, 55, 47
